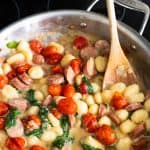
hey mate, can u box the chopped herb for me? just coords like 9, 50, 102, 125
6, 41, 18, 49
144, 130, 150, 136
25, 128, 43, 138
81, 144, 101, 150
82, 76, 93, 94
5, 109, 21, 129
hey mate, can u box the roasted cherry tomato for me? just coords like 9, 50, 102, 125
7, 70, 17, 80
57, 98, 77, 115
70, 58, 82, 74
96, 125, 116, 145
28, 115, 41, 127
30, 145, 45, 150
15, 63, 32, 74
48, 84, 62, 96
51, 108, 62, 119
52, 65, 63, 74
111, 92, 128, 110
46, 53, 63, 65
73, 36, 88, 49
0, 75, 8, 89
29, 39, 44, 54
6, 137, 25, 150
0, 117, 6, 129
62, 84, 75, 98
82, 113, 98, 132
80, 82, 88, 94
0, 102, 9, 116
42, 45, 58, 57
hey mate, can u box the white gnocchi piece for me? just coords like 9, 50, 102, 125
84, 95, 95, 106
48, 42, 64, 54
124, 84, 139, 98
101, 90, 113, 104
6, 53, 25, 64
51, 126, 63, 136
116, 137, 132, 150
91, 82, 100, 93
127, 93, 144, 103
34, 90, 44, 102
2, 85, 19, 100
2, 63, 11, 74
48, 113, 60, 127
40, 85, 48, 96
98, 116, 112, 126
120, 119, 136, 134
115, 109, 129, 121
88, 104, 99, 115
93, 75, 103, 86
73, 92, 82, 101
75, 74, 83, 85
83, 136, 105, 150
146, 119, 150, 130
115, 128, 125, 139
131, 109, 148, 123
27, 135, 43, 147
60, 54, 75, 67
110, 82, 126, 93
41, 130, 56, 142
28, 66, 44, 79
95, 56, 107, 72
53, 96, 66, 104
144, 99, 150, 111
38, 77, 47, 84
94, 92, 102, 104
26, 106, 39, 115
75, 100, 88, 115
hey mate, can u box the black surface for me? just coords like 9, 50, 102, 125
0, 0, 150, 41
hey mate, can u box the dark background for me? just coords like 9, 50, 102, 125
0, 0, 150, 41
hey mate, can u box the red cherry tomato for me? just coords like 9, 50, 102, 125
28, 115, 41, 127
29, 39, 44, 54
0, 75, 8, 89
46, 53, 63, 65
0, 117, 6, 129
52, 65, 63, 74
111, 92, 128, 110
80, 82, 88, 94
51, 108, 62, 119
96, 125, 116, 145
6, 137, 25, 150
57, 98, 77, 115
70, 58, 82, 74
42, 45, 58, 57
82, 113, 98, 132
48, 84, 62, 96
0, 102, 9, 116
30, 145, 45, 150
7, 70, 17, 80
62, 84, 75, 98
73, 36, 88, 49
15, 63, 32, 74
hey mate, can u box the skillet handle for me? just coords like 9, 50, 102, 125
86, 0, 150, 35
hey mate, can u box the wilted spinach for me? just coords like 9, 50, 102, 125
81, 144, 101, 150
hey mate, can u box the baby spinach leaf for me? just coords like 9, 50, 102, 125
81, 144, 101, 150
6, 41, 18, 48
25, 128, 43, 138
82, 76, 93, 94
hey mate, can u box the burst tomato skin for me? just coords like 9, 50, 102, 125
62, 84, 75, 98
48, 84, 62, 96
73, 36, 88, 49
29, 39, 44, 54
42, 45, 58, 57
80, 82, 88, 94
7, 70, 17, 80
111, 92, 128, 110
0, 102, 9, 116
15, 63, 32, 74
82, 113, 98, 132
70, 59, 82, 74
57, 98, 77, 115
6, 137, 25, 150
30, 145, 45, 150
0, 117, 6, 129
52, 65, 63, 74
0, 75, 8, 89
96, 125, 116, 145
46, 53, 63, 65
51, 108, 62, 119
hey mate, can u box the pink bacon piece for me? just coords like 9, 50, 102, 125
42, 95, 53, 106
125, 102, 143, 111
19, 73, 33, 85
64, 66, 75, 84
108, 112, 121, 125
48, 74, 65, 85
33, 54, 45, 64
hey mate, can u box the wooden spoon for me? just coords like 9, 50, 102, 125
102, 0, 137, 90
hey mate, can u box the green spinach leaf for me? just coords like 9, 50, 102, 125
81, 144, 101, 150
6, 41, 18, 49
82, 76, 93, 94
5, 109, 21, 129
25, 128, 43, 138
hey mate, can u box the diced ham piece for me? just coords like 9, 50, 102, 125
68, 114, 76, 128
80, 46, 98, 60
98, 104, 108, 118
125, 102, 143, 111
42, 95, 53, 106
64, 66, 75, 84
33, 54, 45, 64
19, 73, 33, 85
11, 77, 30, 90
6, 119, 24, 137
130, 123, 146, 139
83, 57, 97, 79
8, 98, 28, 112
108, 113, 121, 125
62, 145, 71, 150
94, 40, 110, 56
48, 74, 65, 85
